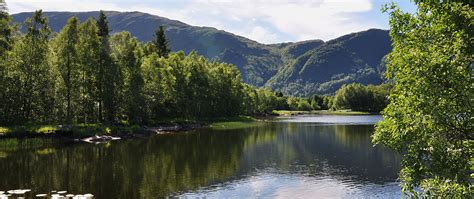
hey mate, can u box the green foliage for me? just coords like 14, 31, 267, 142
50, 16, 80, 123
287, 97, 312, 111
3, 10, 54, 124
77, 18, 101, 123
0, 0, 12, 124
141, 51, 247, 118
110, 31, 146, 124
152, 26, 170, 58
333, 83, 389, 112
0, 12, 320, 127
0, 0, 11, 56
373, 1, 473, 197
12, 11, 392, 92
266, 29, 391, 96
96, 11, 119, 122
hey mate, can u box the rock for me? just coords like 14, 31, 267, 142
81, 135, 121, 144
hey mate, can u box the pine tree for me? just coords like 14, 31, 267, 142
152, 26, 170, 58
96, 10, 117, 122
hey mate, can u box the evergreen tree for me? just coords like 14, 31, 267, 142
96, 11, 118, 122
51, 16, 80, 123
152, 26, 170, 58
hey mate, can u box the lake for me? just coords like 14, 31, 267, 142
0, 115, 402, 198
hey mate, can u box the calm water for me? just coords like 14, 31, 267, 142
0, 115, 401, 198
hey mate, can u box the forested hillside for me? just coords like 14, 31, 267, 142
12, 11, 283, 86
3, 10, 301, 125
12, 11, 391, 96
266, 29, 391, 96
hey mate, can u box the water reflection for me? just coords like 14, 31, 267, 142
0, 116, 401, 198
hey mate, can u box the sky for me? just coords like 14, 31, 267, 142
6, 0, 417, 44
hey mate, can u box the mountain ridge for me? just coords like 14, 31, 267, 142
11, 11, 391, 96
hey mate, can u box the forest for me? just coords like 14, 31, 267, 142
0, 0, 471, 197
0, 8, 391, 126
0, 10, 274, 125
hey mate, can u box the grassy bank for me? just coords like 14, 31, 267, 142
0, 116, 261, 139
0, 111, 379, 139
272, 109, 377, 116
0, 124, 144, 139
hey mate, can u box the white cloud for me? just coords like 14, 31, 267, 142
173, 0, 376, 42
241, 26, 280, 43
6, 0, 380, 43
7, 0, 123, 13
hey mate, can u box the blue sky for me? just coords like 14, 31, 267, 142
7, 0, 416, 44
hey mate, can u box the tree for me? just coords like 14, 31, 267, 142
96, 11, 118, 122
110, 31, 146, 123
333, 83, 371, 111
373, 1, 473, 197
4, 10, 54, 123
141, 53, 176, 119
0, 0, 12, 56
77, 18, 101, 123
332, 83, 389, 112
0, 0, 12, 124
51, 16, 80, 123
152, 26, 171, 58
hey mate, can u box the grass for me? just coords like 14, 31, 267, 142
0, 123, 143, 139
272, 109, 375, 116
208, 117, 263, 130
0, 116, 261, 139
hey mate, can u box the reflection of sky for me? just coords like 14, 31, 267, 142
178, 116, 400, 198
178, 172, 401, 198
277, 115, 383, 125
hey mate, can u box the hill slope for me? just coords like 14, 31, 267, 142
12, 11, 282, 86
266, 29, 391, 96
12, 11, 391, 96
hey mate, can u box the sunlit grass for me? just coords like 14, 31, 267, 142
209, 121, 264, 130
208, 116, 263, 130
35, 125, 58, 134
0, 127, 10, 135
272, 109, 374, 116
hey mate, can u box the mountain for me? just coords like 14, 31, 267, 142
11, 11, 391, 96
12, 11, 282, 87
266, 29, 391, 96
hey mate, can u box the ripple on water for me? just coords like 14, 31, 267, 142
173, 172, 401, 198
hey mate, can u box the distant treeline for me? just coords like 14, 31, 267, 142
283, 83, 391, 113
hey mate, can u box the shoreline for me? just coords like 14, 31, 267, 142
0, 116, 258, 143
272, 110, 380, 116
0, 112, 379, 143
